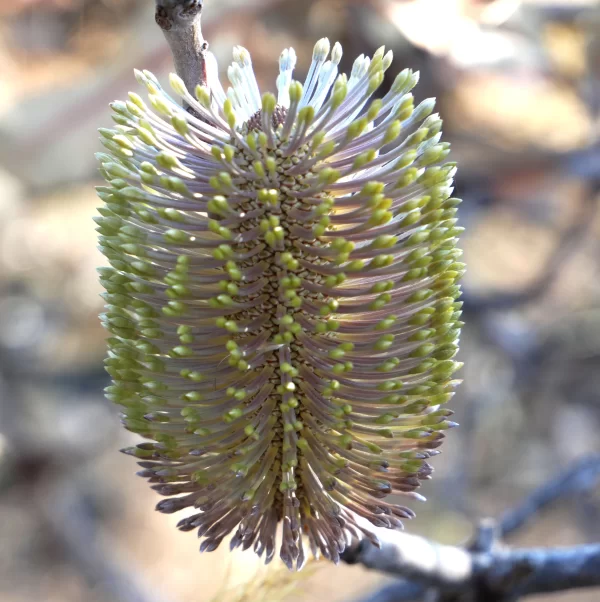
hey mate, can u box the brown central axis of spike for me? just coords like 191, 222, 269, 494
222, 105, 335, 564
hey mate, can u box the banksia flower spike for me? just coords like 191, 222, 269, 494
96, 39, 464, 570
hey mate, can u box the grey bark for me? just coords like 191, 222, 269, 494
154, 1, 208, 93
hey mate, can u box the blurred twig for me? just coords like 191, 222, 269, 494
463, 176, 599, 312
499, 454, 600, 538
40, 476, 172, 602
1, 316, 171, 602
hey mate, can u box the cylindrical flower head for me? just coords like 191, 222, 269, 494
96, 39, 464, 570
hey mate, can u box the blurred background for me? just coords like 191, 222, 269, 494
0, 0, 599, 601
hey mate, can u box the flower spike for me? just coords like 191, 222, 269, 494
97, 39, 464, 570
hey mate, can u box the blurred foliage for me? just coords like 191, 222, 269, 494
0, 1, 599, 601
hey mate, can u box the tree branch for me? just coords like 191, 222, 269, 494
488, 544, 600, 598
343, 530, 473, 593
356, 581, 426, 602
345, 534, 600, 601
343, 455, 600, 601
155, 0, 208, 93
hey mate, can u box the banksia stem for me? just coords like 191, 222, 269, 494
96, 40, 464, 570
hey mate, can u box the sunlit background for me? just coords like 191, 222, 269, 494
0, 1, 599, 601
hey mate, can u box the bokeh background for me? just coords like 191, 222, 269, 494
0, 0, 599, 601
